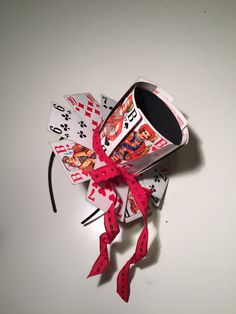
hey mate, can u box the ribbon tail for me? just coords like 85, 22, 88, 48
87, 232, 110, 277
116, 226, 149, 302
88, 199, 120, 278
116, 184, 151, 302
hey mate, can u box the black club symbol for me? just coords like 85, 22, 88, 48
62, 113, 71, 121
78, 121, 87, 128
103, 104, 113, 111
154, 175, 160, 182
60, 123, 70, 131
152, 195, 159, 204
78, 131, 86, 138
64, 133, 69, 138
67, 110, 72, 114
149, 184, 156, 192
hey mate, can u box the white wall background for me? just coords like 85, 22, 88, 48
0, 0, 236, 313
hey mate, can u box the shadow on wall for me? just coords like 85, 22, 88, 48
167, 126, 204, 177
97, 125, 204, 287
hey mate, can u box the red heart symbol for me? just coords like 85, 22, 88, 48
98, 187, 106, 196
109, 194, 116, 201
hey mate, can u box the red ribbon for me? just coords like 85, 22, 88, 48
88, 125, 152, 302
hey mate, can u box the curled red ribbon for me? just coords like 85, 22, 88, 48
88, 125, 152, 302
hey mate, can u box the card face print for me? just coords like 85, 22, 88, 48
99, 91, 141, 156
64, 93, 102, 130
87, 179, 128, 222
124, 164, 169, 223
100, 94, 117, 121
87, 180, 115, 211
86, 159, 129, 221
140, 164, 169, 206
110, 110, 168, 164
124, 189, 143, 222
124, 188, 154, 223
48, 102, 93, 149
51, 139, 96, 184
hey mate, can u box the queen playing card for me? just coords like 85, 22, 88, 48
51, 139, 96, 184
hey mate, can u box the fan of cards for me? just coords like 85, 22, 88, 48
48, 78, 189, 223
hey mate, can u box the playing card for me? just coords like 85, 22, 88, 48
113, 182, 129, 222
123, 162, 169, 223
101, 94, 116, 121
110, 109, 168, 165
99, 90, 142, 156
86, 159, 129, 221
51, 139, 96, 184
87, 179, 115, 211
140, 163, 169, 207
124, 189, 142, 222
124, 188, 154, 223
48, 102, 93, 149
135, 76, 175, 103
64, 93, 102, 130
87, 180, 128, 222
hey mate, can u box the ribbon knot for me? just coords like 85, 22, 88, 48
90, 162, 122, 183
90, 160, 139, 191
87, 125, 152, 303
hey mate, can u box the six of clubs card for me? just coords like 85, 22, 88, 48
48, 102, 93, 149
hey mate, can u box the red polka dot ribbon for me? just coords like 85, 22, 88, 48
88, 125, 152, 302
